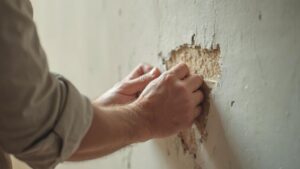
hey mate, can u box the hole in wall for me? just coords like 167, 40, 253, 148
231, 100, 235, 107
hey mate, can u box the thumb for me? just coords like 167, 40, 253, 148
123, 67, 161, 95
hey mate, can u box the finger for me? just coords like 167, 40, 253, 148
192, 106, 202, 119
123, 68, 161, 94
126, 64, 153, 80
192, 90, 204, 106
184, 74, 203, 92
168, 63, 190, 79
143, 65, 155, 74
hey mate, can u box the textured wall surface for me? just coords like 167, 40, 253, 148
164, 44, 221, 160
15, 0, 300, 169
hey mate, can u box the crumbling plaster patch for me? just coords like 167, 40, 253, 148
163, 43, 221, 156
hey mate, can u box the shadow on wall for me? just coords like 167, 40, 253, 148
154, 101, 242, 169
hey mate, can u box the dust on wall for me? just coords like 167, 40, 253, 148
163, 43, 221, 156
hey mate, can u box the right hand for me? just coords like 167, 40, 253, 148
133, 63, 204, 138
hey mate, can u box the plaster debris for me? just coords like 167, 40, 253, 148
178, 128, 197, 154
164, 43, 221, 155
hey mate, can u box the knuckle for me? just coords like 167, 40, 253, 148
195, 75, 203, 83
178, 63, 188, 71
136, 63, 144, 69
191, 75, 203, 85
163, 73, 175, 83
197, 91, 204, 101
176, 83, 187, 93
179, 63, 190, 74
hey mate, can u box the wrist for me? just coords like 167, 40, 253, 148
92, 101, 153, 143
126, 102, 154, 142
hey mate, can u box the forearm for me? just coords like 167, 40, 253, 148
69, 103, 151, 161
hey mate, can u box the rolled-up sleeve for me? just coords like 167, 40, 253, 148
0, 0, 93, 168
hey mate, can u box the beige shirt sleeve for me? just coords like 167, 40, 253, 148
0, 0, 93, 168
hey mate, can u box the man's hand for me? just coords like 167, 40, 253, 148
70, 63, 204, 161
132, 63, 204, 138
95, 64, 161, 106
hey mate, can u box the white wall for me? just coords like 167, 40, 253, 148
15, 0, 300, 169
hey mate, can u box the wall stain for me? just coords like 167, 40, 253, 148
258, 11, 262, 21
126, 147, 133, 169
122, 146, 133, 169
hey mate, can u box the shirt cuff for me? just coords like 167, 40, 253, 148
14, 75, 93, 169
54, 75, 93, 164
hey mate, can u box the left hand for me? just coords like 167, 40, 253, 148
94, 64, 161, 106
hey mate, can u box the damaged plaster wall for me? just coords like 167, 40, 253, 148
164, 44, 221, 158
12, 0, 300, 169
